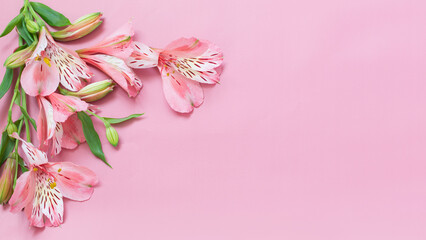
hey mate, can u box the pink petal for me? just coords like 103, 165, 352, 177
11, 132, 48, 166
47, 93, 89, 122
159, 64, 204, 113
8, 171, 35, 212
50, 45, 93, 91
126, 41, 159, 69
52, 123, 63, 156
46, 162, 98, 201
37, 97, 56, 151
30, 171, 64, 227
82, 54, 142, 97
21, 56, 60, 96
78, 21, 134, 60
61, 114, 86, 149
164, 37, 209, 58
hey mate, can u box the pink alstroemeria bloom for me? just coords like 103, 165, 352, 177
21, 27, 93, 96
37, 93, 88, 153
126, 38, 224, 113
8, 133, 98, 227
77, 22, 142, 97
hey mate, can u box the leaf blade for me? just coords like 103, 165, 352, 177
0, 13, 23, 38
103, 113, 144, 124
30, 2, 71, 27
77, 112, 111, 167
0, 131, 15, 166
0, 68, 14, 100
16, 21, 34, 45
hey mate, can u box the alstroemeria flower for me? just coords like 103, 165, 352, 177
77, 22, 142, 97
127, 38, 224, 113
9, 133, 98, 227
21, 27, 93, 96
37, 93, 88, 152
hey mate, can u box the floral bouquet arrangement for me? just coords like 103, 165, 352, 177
0, 0, 223, 227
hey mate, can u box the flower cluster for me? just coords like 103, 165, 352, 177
0, 0, 223, 227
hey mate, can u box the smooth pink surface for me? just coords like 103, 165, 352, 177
1, 0, 426, 239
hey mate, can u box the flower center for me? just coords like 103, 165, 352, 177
35, 55, 52, 67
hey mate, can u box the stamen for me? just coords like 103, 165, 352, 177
43, 57, 52, 67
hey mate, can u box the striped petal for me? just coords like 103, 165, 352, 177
47, 93, 89, 123
52, 123, 63, 156
82, 54, 142, 97
11, 133, 48, 166
49, 45, 92, 91
37, 97, 56, 151
30, 171, 64, 227
126, 41, 159, 69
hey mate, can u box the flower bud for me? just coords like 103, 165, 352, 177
0, 156, 17, 204
25, 19, 40, 34
60, 80, 114, 102
105, 125, 119, 147
6, 123, 17, 136
51, 12, 103, 42
4, 41, 37, 68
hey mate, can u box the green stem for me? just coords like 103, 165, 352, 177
21, 87, 30, 142
13, 116, 24, 189
86, 110, 109, 126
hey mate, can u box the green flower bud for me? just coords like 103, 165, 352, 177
4, 41, 37, 68
0, 156, 17, 204
6, 123, 17, 136
51, 12, 103, 42
60, 80, 115, 102
105, 124, 119, 147
25, 19, 40, 34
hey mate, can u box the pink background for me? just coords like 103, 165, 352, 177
1, 0, 426, 239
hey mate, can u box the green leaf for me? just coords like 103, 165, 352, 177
0, 131, 15, 166
103, 113, 144, 124
77, 112, 111, 167
16, 20, 34, 45
19, 106, 37, 131
0, 68, 14, 100
0, 13, 23, 38
30, 2, 71, 27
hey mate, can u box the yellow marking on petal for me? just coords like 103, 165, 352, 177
190, 39, 199, 48
58, 168, 62, 173
43, 57, 51, 67
33, 167, 38, 172
167, 73, 170, 76
49, 182, 56, 189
